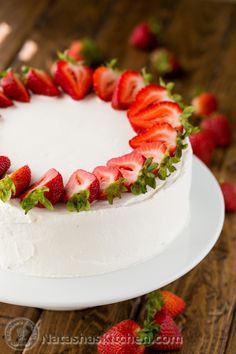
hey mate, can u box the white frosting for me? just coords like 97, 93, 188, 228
0, 94, 192, 277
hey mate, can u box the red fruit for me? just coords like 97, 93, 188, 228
129, 123, 177, 154
24, 67, 60, 96
151, 48, 180, 76
0, 88, 14, 108
98, 319, 144, 354
129, 22, 157, 50
190, 131, 215, 165
20, 169, 64, 213
136, 142, 167, 165
152, 309, 183, 351
93, 64, 120, 102
129, 101, 183, 133
67, 38, 101, 67
0, 165, 31, 202
192, 92, 217, 116
107, 152, 144, 187
1, 70, 30, 102
220, 182, 236, 212
112, 70, 145, 110
201, 114, 231, 147
64, 169, 99, 212
0, 156, 11, 178
128, 84, 170, 119
160, 290, 186, 317
54, 58, 93, 100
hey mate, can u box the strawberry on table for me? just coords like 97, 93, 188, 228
160, 290, 186, 317
112, 69, 151, 110
93, 59, 120, 102
192, 92, 217, 116
151, 48, 181, 76
20, 168, 64, 214
0, 165, 31, 202
67, 38, 101, 67
129, 21, 161, 50
53, 53, 93, 100
93, 166, 127, 204
0, 69, 30, 102
201, 113, 232, 147
0, 156, 11, 178
190, 130, 215, 165
22, 66, 60, 96
220, 182, 236, 213
0, 88, 14, 108
64, 169, 99, 212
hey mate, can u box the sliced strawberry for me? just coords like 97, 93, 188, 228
1, 70, 30, 102
53, 57, 93, 100
93, 166, 127, 204
135, 142, 167, 165
20, 168, 64, 214
67, 38, 101, 67
112, 70, 146, 110
64, 169, 99, 212
129, 123, 177, 154
128, 84, 171, 119
93, 61, 120, 102
0, 165, 31, 202
0, 156, 11, 178
0, 88, 14, 107
192, 92, 217, 116
23, 66, 60, 96
129, 101, 183, 133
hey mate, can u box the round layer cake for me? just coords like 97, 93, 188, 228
0, 94, 192, 277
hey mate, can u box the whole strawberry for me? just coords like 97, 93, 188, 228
129, 21, 161, 50
150, 48, 181, 76
201, 114, 231, 147
192, 92, 217, 116
67, 38, 101, 67
220, 182, 236, 212
160, 290, 186, 317
190, 130, 215, 165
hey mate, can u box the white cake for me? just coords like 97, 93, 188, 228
0, 94, 192, 277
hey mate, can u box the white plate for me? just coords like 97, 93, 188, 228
0, 157, 225, 310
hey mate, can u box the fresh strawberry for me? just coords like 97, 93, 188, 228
151, 48, 180, 76
0, 156, 11, 178
192, 92, 217, 116
220, 182, 236, 212
160, 290, 186, 317
93, 166, 127, 204
53, 55, 93, 100
20, 168, 64, 214
67, 38, 101, 67
112, 70, 149, 110
0, 69, 30, 102
129, 123, 177, 155
0, 88, 14, 107
152, 309, 183, 350
23, 66, 60, 96
98, 319, 145, 354
93, 60, 120, 102
129, 21, 161, 50
136, 142, 167, 167
128, 84, 171, 119
190, 130, 215, 165
129, 101, 183, 133
0, 165, 31, 202
201, 114, 231, 147
64, 169, 99, 212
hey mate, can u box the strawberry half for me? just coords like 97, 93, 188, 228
0, 156, 11, 178
0, 70, 30, 102
20, 168, 64, 214
192, 92, 217, 116
54, 55, 93, 100
112, 70, 147, 110
135, 142, 167, 165
64, 169, 99, 212
93, 166, 127, 204
93, 60, 120, 102
129, 123, 177, 154
23, 66, 60, 96
128, 84, 171, 119
0, 165, 31, 202
0, 88, 14, 108
67, 38, 101, 67
129, 101, 183, 133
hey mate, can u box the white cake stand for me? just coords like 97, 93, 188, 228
0, 156, 224, 310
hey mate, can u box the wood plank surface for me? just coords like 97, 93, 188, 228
0, 0, 235, 353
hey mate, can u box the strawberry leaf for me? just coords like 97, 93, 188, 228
131, 158, 158, 195
146, 290, 165, 322
57, 51, 77, 65
142, 67, 153, 85
137, 322, 160, 346
0, 176, 16, 202
20, 187, 54, 214
66, 190, 90, 212
106, 58, 118, 69
105, 178, 127, 204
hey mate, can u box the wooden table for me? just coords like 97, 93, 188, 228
0, 0, 235, 353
